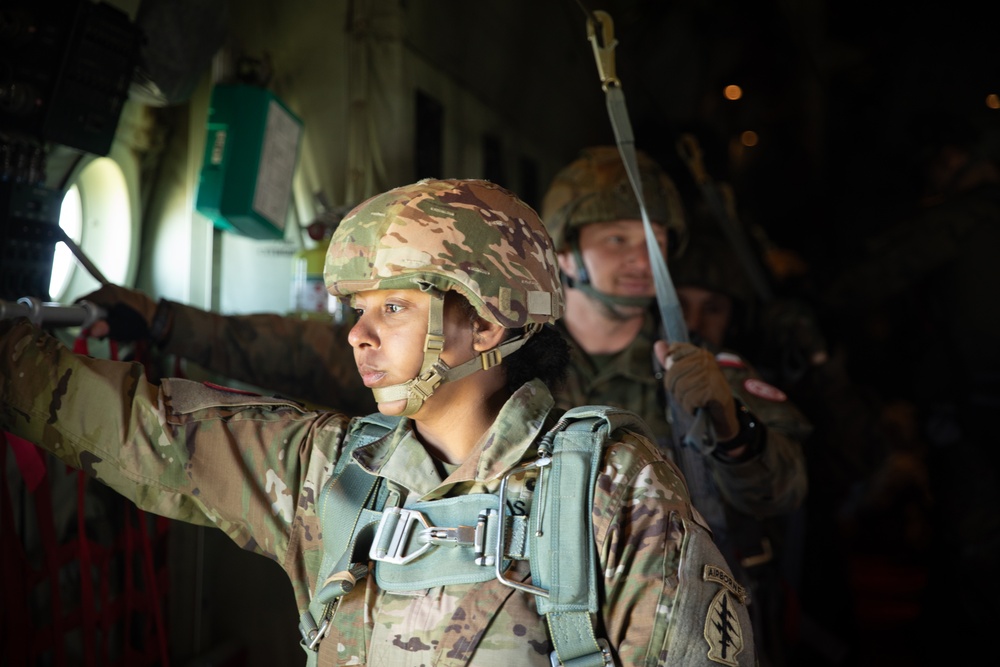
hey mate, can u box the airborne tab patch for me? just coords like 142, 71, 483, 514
703, 565, 748, 603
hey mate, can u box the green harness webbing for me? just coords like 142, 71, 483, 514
299, 414, 395, 652
531, 408, 621, 667
300, 405, 652, 667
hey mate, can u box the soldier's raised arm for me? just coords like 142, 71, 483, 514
79, 282, 372, 413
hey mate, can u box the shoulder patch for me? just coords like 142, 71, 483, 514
668, 516, 755, 666
715, 352, 745, 369
704, 565, 748, 665
742, 378, 787, 402
703, 583, 747, 665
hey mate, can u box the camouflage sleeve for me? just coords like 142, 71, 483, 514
162, 300, 374, 414
705, 356, 810, 517
0, 318, 351, 573
595, 431, 755, 666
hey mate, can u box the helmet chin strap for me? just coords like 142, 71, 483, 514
371, 290, 541, 417
564, 239, 653, 313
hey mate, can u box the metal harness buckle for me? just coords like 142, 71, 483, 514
474, 508, 496, 566
495, 456, 550, 598
307, 618, 330, 651
369, 506, 500, 567
549, 638, 613, 667
370, 506, 432, 565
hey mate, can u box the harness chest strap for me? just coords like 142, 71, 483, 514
301, 406, 649, 666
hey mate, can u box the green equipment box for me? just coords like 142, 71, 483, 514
196, 84, 303, 240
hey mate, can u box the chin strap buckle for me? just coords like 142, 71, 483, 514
481, 348, 503, 369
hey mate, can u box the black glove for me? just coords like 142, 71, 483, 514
76, 284, 158, 341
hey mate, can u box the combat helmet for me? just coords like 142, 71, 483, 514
540, 146, 687, 310
670, 222, 756, 308
670, 213, 759, 349
325, 178, 563, 415
540, 145, 687, 254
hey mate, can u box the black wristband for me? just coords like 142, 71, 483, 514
715, 400, 763, 457
105, 304, 150, 341
149, 299, 174, 345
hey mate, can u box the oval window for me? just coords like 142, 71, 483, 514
56, 154, 140, 303
49, 184, 83, 300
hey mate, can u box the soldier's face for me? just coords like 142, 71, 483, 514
677, 285, 732, 349
559, 219, 667, 304
347, 289, 477, 415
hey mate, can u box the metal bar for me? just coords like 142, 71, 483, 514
0, 297, 105, 328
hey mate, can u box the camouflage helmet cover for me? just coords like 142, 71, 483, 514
670, 220, 755, 307
540, 145, 687, 253
324, 178, 564, 328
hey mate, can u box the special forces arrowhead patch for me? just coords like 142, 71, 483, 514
702, 565, 749, 666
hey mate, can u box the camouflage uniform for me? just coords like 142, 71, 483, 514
554, 311, 808, 520
538, 149, 808, 667
159, 302, 368, 412
0, 319, 755, 666
2, 179, 758, 666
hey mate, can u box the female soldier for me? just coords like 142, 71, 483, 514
0, 179, 753, 666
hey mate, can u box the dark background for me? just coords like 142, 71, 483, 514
408, 0, 999, 271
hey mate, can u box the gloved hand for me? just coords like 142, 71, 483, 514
654, 341, 740, 440
76, 284, 159, 341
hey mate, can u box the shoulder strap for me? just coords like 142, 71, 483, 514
319, 413, 400, 579
531, 405, 648, 667
300, 413, 399, 654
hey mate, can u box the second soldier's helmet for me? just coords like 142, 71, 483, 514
670, 215, 759, 348
540, 145, 687, 255
325, 178, 563, 328
670, 221, 756, 308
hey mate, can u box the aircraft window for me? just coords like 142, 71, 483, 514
49, 184, 83, 300
56, 156, 137, 303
